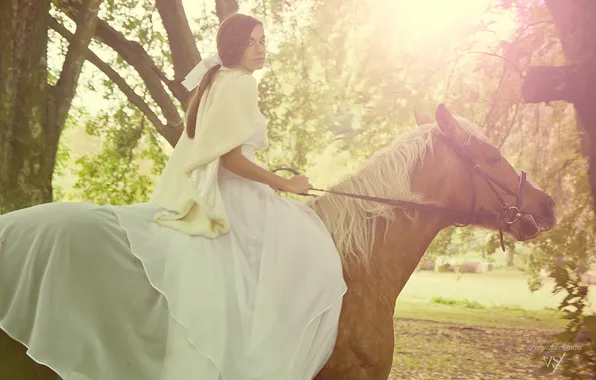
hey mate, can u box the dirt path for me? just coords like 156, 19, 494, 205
388, 317, 569, 380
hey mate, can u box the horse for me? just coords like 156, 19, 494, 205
309, 104, 557, 379
0, 104, 556, 380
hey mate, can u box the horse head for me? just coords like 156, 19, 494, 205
415, 104, 557, 242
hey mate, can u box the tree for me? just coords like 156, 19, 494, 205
0, 0, 239, 215
0, 0, 104, 213
522, 0, 596, 212
514, 0, 596, 377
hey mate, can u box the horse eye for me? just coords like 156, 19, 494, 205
488, 156, 502, 167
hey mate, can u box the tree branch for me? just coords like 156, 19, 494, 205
93, 19, 187, 125
522, 64, 591, 104
55, 0, 242, 146
155, 0, 200, 83
49, 17, 182, 147
56, 1, 185, 145
54, 0, 104, 138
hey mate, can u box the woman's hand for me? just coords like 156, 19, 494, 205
279, 175, 311, 194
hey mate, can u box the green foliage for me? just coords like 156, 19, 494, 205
527, 263, 596, 378
68, 105, 166, 205
52, 115, 74, 202
430, 296, 486, 309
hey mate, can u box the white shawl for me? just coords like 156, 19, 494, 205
149, 67, 259, 238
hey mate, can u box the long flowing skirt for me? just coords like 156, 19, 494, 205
0, 171, 347, 380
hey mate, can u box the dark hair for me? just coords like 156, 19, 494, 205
185, 13, 263, 138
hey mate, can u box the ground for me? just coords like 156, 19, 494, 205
385, 269, 590, 379
389, 303, 567, 379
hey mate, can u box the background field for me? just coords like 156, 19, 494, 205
387, 265, 589, 379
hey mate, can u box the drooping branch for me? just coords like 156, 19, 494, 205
155, 0, 200, 83
53, 0, 104, 140
215, 0, 239, 22
49, 17, 182, 146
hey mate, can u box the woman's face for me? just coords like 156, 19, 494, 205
237, 24, 266, 72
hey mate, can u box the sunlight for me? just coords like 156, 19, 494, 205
387, 0, 503, 46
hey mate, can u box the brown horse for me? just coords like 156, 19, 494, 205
0, 104, 556, 379
310, 104, 557, 379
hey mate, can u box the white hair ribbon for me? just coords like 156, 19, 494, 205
181, 55, 223, 92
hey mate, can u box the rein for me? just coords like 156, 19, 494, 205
273, 130, 528, 252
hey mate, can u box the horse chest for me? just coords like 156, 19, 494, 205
315, 307, 395, 380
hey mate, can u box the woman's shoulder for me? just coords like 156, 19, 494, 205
213, 68, 257, 99
217, 67, 256, 87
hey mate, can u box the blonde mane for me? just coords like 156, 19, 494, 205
308, 116, 488, 268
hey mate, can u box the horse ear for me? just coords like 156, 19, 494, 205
414, 107, 433, 126
435, 103, 460, 138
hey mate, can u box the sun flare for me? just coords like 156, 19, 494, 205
387, 0, 508, 47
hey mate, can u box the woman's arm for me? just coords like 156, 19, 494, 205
220, 146, 289, 190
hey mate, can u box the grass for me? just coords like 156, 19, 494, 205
395, 300, 567, 331
398, 269, 596, 311
387, 269, 588, 379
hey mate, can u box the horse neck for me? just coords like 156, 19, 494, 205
342, 211, 448, 314
337, 143, 456, 313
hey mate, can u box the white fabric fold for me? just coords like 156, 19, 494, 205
150, 67, 259, 238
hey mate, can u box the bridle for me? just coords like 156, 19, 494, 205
433, 130, 527, 250
273, 128, 528, 251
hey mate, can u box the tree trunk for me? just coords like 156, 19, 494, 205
544, 0, 596, 213
523, 0, 596, 211
0, 0, 54, 214
506, 246, 515, 267
1, 0, 103, 378
574, 96, 596, 214
0, 2, 60, 377
0, 0, 104, 215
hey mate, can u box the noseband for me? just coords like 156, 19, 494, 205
433, 130, 527, 250
273, 129, 528, 251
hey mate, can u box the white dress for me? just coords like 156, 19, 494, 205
0, 111, 347, 380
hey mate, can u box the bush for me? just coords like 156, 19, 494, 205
437, 262, 456, 272
418, 258, 436, 271
458, 261, 483, 273
430, 296, 486, 309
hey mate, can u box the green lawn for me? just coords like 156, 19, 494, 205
398, 269, 596, 312
395, 300, 566, 331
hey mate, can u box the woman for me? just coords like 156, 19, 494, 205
0, 13, 347, 380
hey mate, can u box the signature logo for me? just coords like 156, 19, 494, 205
526, 340, 583, 373
542, 352, 565, 373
